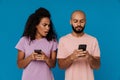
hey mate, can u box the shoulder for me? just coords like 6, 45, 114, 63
85, 33, 98, 42
15, 37, 29, 49
19, 36, 29, 41
17, 36, 30, 44
59, 34, 71, 41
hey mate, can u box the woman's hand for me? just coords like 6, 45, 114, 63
34, 51, 47, 61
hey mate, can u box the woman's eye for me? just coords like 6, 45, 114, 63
48, 25, 50, 27
42, 24, 47, 26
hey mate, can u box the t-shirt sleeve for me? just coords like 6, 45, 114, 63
15, 37, 25, 52
92, 38, 100, 57
57, 38, 68, 58
51, 40, 58, 51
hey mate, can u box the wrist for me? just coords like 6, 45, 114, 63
88, 54, 93, 61
69, 53, 75, 61
29, 54, 33, 61
70, 56, 74, 61
45, 56, 49, 62
30, 53, 36, 61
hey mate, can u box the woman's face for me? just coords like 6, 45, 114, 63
36, 17, 50, 38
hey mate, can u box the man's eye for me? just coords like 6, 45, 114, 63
80, 19, 85, 23
73, 20, 78, 23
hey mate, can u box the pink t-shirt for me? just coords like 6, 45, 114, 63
15, 37, 57, 80
57, 33, 100, 80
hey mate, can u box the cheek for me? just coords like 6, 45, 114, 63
81, 23, 85, 27
71, 23, 76, 26
73, 24, 77, 27
37, 27, 43, 33
81, 24, 85, 27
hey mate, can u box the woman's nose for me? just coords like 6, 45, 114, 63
46, 26, 50, 30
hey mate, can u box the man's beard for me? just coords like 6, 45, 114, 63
72, 25, 85, 33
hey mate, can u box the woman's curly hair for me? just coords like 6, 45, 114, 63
22, 7, 57, 42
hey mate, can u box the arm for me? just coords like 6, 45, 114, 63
17, 50, 35, 68
87, 38, 100, 69
88, 55, 100, 69
58, 50, 85, 69
58, 54, 74, 69
44, 51, 57, 68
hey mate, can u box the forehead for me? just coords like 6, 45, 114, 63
71, 12, 86, 20
40, 17, 50, 23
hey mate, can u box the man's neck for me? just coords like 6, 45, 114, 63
71, 32, 84, 37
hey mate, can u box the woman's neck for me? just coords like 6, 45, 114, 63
35, 33, 43, 39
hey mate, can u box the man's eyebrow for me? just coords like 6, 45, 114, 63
73, 18, 85, 20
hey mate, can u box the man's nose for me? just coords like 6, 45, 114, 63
77, 22, 81, 26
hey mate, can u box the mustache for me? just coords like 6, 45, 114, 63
75, 26, 83, 28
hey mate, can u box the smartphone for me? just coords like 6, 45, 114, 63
34, 50, 42, 54
78, 44, 87, 51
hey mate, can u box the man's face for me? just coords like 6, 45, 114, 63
70, 12, 86, 33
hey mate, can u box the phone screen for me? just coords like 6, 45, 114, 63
34, 50, 41, 54
78, 44, 87, 51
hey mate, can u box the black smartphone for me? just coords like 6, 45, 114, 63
78, 44, 87, 51
34, 50, 42, 54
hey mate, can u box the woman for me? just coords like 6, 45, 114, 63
15, 7, 57, 80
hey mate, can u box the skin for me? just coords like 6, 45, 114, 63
58, 11, 100, 69
17, 17, 57, 68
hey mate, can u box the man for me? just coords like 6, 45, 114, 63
57, 10, 100, 80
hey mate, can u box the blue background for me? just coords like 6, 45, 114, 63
0, 0, 120, 80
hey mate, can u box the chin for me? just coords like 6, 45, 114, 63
43, 34, 47, 37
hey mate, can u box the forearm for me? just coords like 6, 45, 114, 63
45, 57, 56, 68
88, 55, 100, 69
17, 55, 32, 68
58, 55, 73, 69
